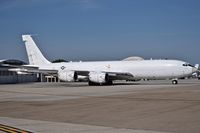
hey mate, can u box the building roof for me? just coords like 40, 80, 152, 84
0, 59, 27, 65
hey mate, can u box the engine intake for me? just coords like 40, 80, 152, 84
58, 70, 78, 82
89, 72, 108, 83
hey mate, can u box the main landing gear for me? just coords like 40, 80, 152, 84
88, 80, 113, 86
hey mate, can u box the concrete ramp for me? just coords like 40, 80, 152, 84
0, 117, 169, 133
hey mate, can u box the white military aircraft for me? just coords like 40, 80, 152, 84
21, 35, 198, 85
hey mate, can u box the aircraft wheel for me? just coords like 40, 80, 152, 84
172, 80, 178, 85
104, 80, 113, 86
88, 81, 100, 86
88, 81, 113, 86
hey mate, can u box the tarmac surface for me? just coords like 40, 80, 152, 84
0, 79, 200, 133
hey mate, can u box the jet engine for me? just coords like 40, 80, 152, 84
58, 70, 78, 82
89, 72, 108, 83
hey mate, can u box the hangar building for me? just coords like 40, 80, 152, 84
0, 59, 38, 84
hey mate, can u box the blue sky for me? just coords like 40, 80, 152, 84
0, 0, 200, 64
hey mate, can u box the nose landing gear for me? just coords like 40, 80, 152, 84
172, 79, 178, 85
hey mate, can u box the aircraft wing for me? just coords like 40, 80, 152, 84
1, 64, 38, 69
0, 60, 6, 63
74, 70, 134, 80
103, 71, 134, 80
3, 62, 133, 80
2, 64, 58, 75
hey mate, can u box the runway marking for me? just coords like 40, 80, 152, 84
0, 124, 33, 133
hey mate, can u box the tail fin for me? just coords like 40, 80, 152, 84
22, 35, 51, 65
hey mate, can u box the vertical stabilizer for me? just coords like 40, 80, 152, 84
22, 35, 51, 65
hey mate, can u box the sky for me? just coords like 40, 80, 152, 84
0, 0, 200, 64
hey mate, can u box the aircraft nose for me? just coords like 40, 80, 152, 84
192, 67, 198, 73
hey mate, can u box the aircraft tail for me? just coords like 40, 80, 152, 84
22, 35, 51, 65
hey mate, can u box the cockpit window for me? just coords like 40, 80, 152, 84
188, 64, 194, 67
183, 63, 187, 66
182, 63, 194, 67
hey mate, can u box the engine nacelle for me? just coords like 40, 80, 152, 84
89, 72, 108, 83
58, 70, 77, 82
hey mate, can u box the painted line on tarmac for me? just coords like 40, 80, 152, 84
0, 124, 33, 133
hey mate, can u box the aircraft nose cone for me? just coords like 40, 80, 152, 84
192, 67, 198, 73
